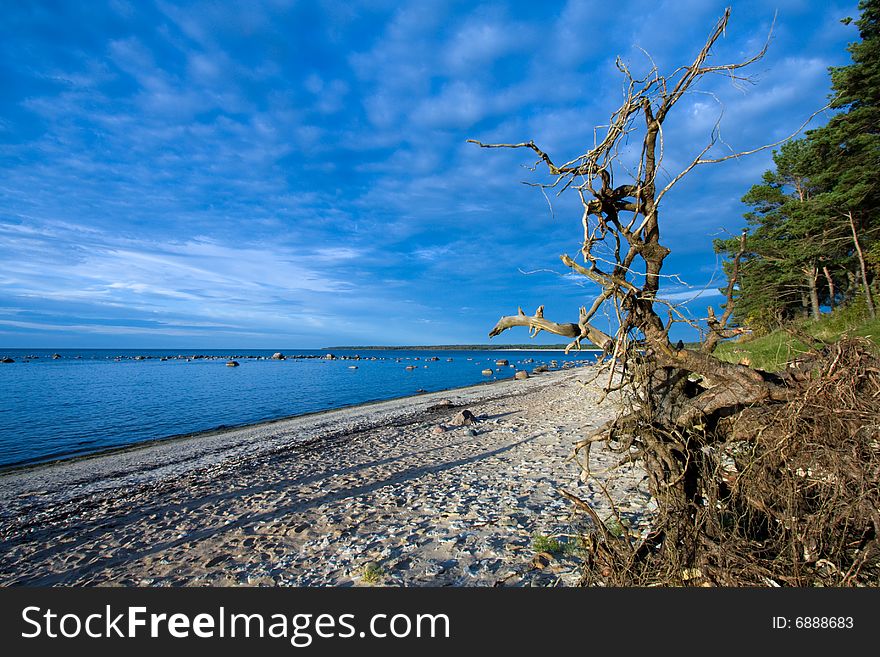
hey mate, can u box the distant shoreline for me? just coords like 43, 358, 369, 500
321, 344, 594, 351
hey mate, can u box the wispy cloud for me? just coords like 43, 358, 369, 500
0, 0, 859, 346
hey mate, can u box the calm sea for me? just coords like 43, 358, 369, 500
0, 348, 597, 469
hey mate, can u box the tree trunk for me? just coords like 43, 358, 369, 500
822, 265, 836, 309
848, 211, 876, 319
805, 263, 821, 320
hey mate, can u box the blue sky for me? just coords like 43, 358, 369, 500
0, 0, 860, 348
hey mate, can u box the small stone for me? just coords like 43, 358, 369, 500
424, 561, 446, 576
481, 369, 493, 376
433, 425, 447, 434
514, 370, 529, 380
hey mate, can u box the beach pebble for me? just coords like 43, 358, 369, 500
514, 370, 529, 380
424, 561, 446, 576
451, 410, 477, 426
433, 426, 447, 434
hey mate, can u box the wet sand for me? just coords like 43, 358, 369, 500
0, 366, 654, 587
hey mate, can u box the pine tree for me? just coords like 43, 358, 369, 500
808, 0, 880, 316
718, 0, 880, 327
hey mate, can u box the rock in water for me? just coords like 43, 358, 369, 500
481, 369, 493, 376
226, 361, 240, 367
1, 357, 14, 364
495, 359, 509, 366
271, 352, 285, 360
514, 370, 529, 380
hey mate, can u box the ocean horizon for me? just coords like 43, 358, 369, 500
0, 347, 598, 470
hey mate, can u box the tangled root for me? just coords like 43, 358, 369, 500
577, 338, 880, 587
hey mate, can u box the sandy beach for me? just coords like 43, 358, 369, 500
0, 366, 654, 587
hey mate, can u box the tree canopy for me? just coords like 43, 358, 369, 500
716, 0, 880, 331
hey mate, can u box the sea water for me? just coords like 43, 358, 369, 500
0, 348, 598, 469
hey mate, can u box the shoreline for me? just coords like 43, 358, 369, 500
0, 363, 589, 475
0, 367, 654, 587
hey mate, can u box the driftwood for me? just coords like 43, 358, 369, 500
489, 305, 613, 354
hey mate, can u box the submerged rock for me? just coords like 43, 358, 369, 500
226, 361, 240, 367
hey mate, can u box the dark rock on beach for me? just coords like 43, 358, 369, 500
451, 409, 477, 426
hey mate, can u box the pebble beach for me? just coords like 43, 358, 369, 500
0, 366, 655, 587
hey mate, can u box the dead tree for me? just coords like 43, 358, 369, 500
471, 8, 796, 428
470, 8, 879, 586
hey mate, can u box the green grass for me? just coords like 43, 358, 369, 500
360, 561, 384, 584
532, 533, 587, 557
715, 302, 880, 372
531, 534, 563, 554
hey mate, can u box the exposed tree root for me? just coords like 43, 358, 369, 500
572, 338, 880, 587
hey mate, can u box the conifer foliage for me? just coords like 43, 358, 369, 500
716, 0, 880, 331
